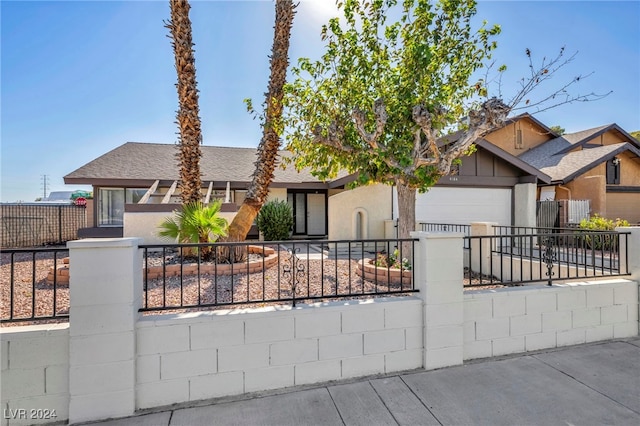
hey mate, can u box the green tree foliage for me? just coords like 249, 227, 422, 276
630, 130, 640, 141
256, 200, 294, 241
158, 200, 228, 258
284, 0, 509, 240
550, 125, 565, 135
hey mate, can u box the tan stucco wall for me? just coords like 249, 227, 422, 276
606, 193, 640, 224
587, 131, 627, 147
484, 117, 552, 156
267, 188, 288, 202
618, 152, 640, 185
124, 211, 175, 245
328, 184, 392, 240
566, 176, 606, 216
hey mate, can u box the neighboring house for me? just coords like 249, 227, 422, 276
64, 142, 348, 242
486, 115, 640, 225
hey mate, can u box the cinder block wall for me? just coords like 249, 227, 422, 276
135, 297, 423, 409
463, 280, 639, 360
0, 324, 70, 426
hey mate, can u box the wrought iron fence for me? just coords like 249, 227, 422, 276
464, 230, 629, 287
1, 204, 87, 248
419, 222, 470, 248
1, 247, 70, 323
139, 239, 418, 312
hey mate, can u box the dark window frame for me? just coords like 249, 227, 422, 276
606, 158, 621, 185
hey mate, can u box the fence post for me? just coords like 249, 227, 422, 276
67, 238, 142, 424
411, 231, 464, 370
616, 226, 640, 282
58, 205, 63, 243
470, 222, 497, 277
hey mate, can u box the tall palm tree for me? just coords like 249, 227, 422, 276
225, 0, 296, 241
167, 0, 203, 204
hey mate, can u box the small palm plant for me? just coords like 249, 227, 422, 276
158, 200, 228, 259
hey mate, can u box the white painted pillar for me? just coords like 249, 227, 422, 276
470, 222, 497, 277
616, 227, 640, 282
67, 238, 142, 424
514, 183, 537, 228
411, 231, 464, 370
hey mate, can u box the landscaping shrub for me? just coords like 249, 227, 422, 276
578, 214, 629, 250
257, 200, 293, 241
374, 248, 411, 270
157, 200, 228, 259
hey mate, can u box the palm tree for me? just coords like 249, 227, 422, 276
158, 200, 228, 259
225, 0, 296, 241
167, 0, 203, 204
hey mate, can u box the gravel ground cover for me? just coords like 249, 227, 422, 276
1, 249, 69, 324
2, 248, 507, 326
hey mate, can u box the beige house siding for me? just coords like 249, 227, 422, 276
606, 193, 640, 224
484, 117, 552, 156
617, 152, 640, 185
328, 184, 392, 240
565, 175, 606, 216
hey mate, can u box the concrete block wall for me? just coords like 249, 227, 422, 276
463, 279, 639, 360
135, 297, 423, 409
0, 324, 70, 426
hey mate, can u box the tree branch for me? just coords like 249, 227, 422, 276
351, 98, 388, 149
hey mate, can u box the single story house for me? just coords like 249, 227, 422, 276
64, 142, 348, 242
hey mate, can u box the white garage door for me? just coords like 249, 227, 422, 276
394, 187, 512, 225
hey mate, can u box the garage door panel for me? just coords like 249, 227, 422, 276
409, 187, 512, 225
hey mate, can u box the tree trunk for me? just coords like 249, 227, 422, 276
225, 0, 296, 241
167, 0, 203, 205
396, 180, 416, 261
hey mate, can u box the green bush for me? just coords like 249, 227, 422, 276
578, 214, 629, 250
257, 200, 293, 241
157, 200, 228, 259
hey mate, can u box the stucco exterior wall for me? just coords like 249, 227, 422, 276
484, 118, 552, 156
122, 188, 290, 244
124, 212, 172, 245
566, 175, 606, 216
618, 151, 640, 185
268, 188, 288, 202
328, 184, 392, 240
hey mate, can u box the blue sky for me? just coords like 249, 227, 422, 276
1, 0, 639, 202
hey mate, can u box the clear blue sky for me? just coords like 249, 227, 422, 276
2, 0, 639, 202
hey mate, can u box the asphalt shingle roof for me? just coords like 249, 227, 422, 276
64, 142, 329, 184
522, 143, 629, 181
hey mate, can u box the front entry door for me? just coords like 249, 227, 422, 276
307, 193, 326, 236
288, 191, 327, 236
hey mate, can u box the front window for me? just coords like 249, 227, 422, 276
606, 158, 620, 184
98, 188, 147, 226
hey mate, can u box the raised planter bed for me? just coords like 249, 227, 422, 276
356, 258, 412, 286
47, 245, 278, 284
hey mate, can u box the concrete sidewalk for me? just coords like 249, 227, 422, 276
88, 338, 640, 426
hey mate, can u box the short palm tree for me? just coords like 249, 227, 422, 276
158, 200, 228, 259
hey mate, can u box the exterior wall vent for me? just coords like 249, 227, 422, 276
515, 129, 523, 149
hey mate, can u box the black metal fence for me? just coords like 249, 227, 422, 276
1, 247, 70, 323
464, 230, 629, 287
139, 239, 418, 312
419, 222, 470, 248
1, 204, 87, 248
